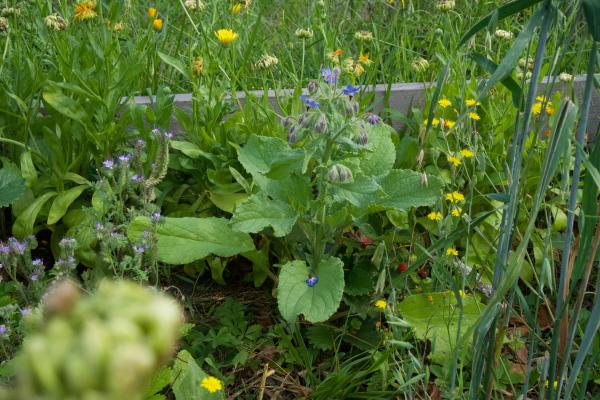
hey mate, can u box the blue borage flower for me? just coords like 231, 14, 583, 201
364, 112, 381, 125
300, 94, 320, 108
306, 276, 319, 287
342, 84, 360, 96
321, 66, 340, 84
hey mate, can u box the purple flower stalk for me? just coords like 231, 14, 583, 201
306, 276, 319, 287
8, 238, 26, 254
321, 66, 340, 85
365, 113, 381, 125
300, 94, 320, 108
342, 84, 360, 96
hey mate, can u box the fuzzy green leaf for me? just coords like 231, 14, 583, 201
331, 174, 383, 208
360, 124, 396, 177
172, 350, 224, 400
231, 192, 298, 237
397, 292, 483, 363
238, 135, 305, 180
277, 257, 345, 323
371, 170, 443, 212
128, 217, 255, 264
0, 168, 26, 208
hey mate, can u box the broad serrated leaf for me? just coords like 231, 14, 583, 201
345, 266, 374, 296
307, 325, 338, 351
0, 168, 26, 208
238, 135, 305, 180
360, 124, 396, 177
128, 217, 255, 264
47, 185, 88, 225
331, 174, 383, 208
231, 192, 298, 237
397, 292, 483, 363
277, 257, 345, 323
371, 170, 443, 212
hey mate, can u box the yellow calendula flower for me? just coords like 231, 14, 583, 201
451, 207, 462, 217
74, 0, 97, 21
469, 112, 481, 121
231, 3, 242, 13
444, 119, 456, 129
445, 191, 465, 203
148, 7, 158, 18
359, 52, 373, 66
215, 28, 238, 45
424, 118, 440, 127
460, 148, 474, 158
200, 376, 223, 393
446, 247, 459, 256
427, 211, 442, 221
465, 99, 480, 107
375, 299, 386, 310
353, 63, 365, 77
152, 18, 163, 30
438, 98, 452, 108
536, 95, 549, 103
447, 155, 462, 167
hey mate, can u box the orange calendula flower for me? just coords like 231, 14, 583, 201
445, 191, 465, 203
438, 98, 452, 108
427, 211, 442, 221
447, 155, 462, 167
74, 0, 97, 21
152, 18, 163, 30
359, 52, 373, 66
215, 28, 239, 45
446, 247, 459, 256
469, 112, 481, 121
148, 7, 158, 18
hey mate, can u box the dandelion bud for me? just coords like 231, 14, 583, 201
295, 28, 313, 39
0, 16, 9, 33
559, 72, 573, 83
307, 80, 319, 94
494, 29, 513, 40
314, 113, 328, 134
436, 0, 455, 11
185, 0, 206, 11
411, 57, 429, 73
192, 57, 204, 76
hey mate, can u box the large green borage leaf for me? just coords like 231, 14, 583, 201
128, 217, 254, 264
238, 135, 305, 180
397, 291, 484, 364
172, 350, 224, 400
371, 169, 444, 212
0, 168, 26, 208
359, 124, 396, 177
277, 257, 345, 323
230, 192, 299, 237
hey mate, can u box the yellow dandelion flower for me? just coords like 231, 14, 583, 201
427, 211, 442, 221
74, 1, 97, 21
215, 28, 238, 45
532, 102, 542, 115
447, 155, 462, 167
446, 247, 459, 256
460, 148, 474, 158
469, 112, 481, 121
200, 376, 223, 393
148, 7, 158, 18
451, 207, 462, 217
545, 104, 555, 116
445, 191, 465, 203
231, 3, 242, 13
444, 119, 456, 129
536, 95, 549, 103
152, 18, 163, 30
424, 118, 440, 127
359, 52, 373, 66
465, 99, 480, 107
438, 98, 452, 108
375, 299, 386, 310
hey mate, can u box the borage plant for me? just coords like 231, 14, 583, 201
230, 68, 444, 323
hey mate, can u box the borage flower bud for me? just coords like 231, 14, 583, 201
307, 80, 319, 94
287, 125, 298, 144
364, 112, 381, 125
306, 276, 318, 287
338, 165, 353, 182
283, 116, 293, 128
314, 113, 328, 134
327, 165, 340, 183
354, 129, 368, 145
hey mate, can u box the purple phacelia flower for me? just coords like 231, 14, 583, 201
151, 212, 161, 224
131, 174, 145, 183
0, 244, 9, 255
365, 113, 381, 125
151, 128, 161, 136
321, 66, 340, 85
300, 94, 320, 108
102, 159, 115, 169
118, 153, 131, 164
0, 325, 6, 335
342, 84, 360, 96
32, 259, 43, 266
95, 223, 104, 231
133, 245, 146, 255
306, 276, 319, 287
164, 132, 174, 139
20, 308, 31, 316
8, 238, 26, 255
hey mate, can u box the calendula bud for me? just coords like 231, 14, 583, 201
436, 0, 455, 10
45, 14, 68, 31
314, 113, 328, 134
0, 16, 9, 32
295, 28, 313, 39
192, 57, 204, 76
